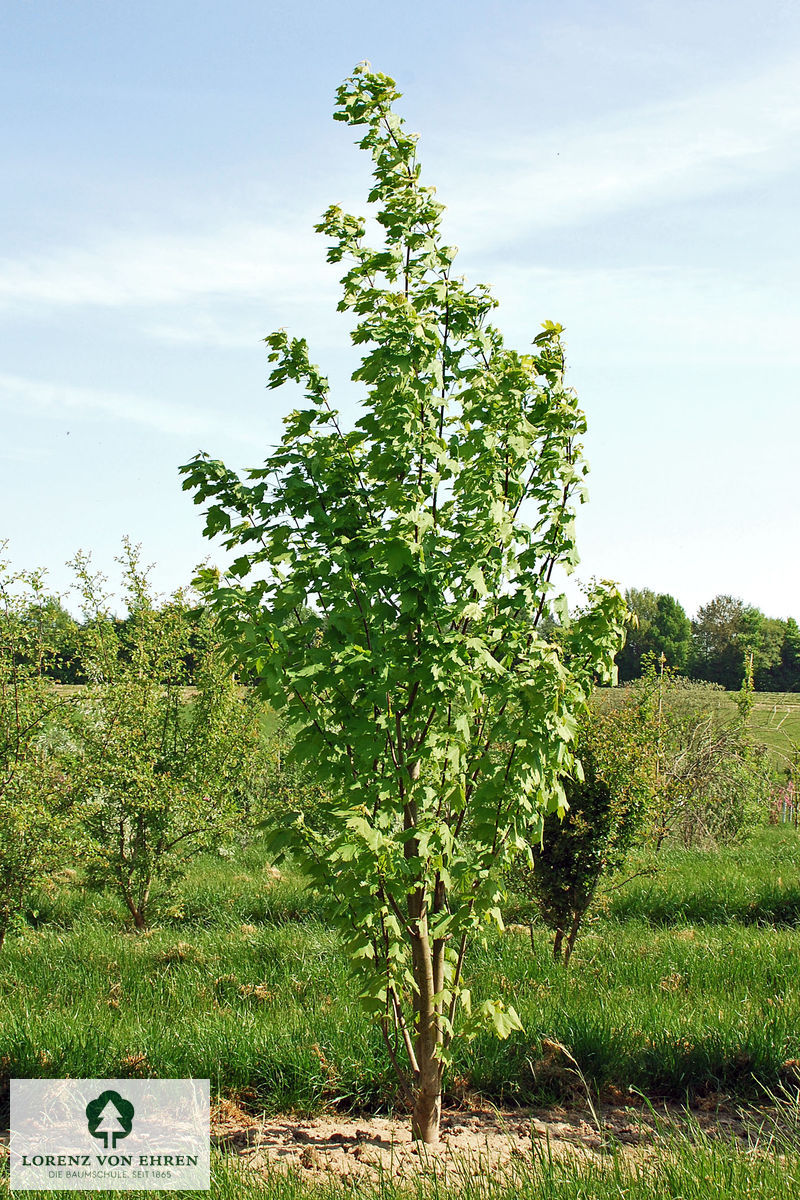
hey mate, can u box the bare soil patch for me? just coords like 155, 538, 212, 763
210, 1095, 783, 1185
0, 1095, 792, 1186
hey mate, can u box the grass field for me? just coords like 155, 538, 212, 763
594, 686, 800, 777
748, 693, 800, 773
3, 912, 799, 1110
3, 830, 800, 1114
4, 1136, 800, 1200
3, 777, 799, 1196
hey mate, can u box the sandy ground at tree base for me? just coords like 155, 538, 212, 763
209, 1093, 788, 1185
1, 1092, 793, 1187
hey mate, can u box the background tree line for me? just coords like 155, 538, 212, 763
14, 593, 209, 686
23, 584, 800, 693
616, 588, 800, 690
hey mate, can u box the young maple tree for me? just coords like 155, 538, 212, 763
181, 63, 626, 1144
0, 551, 75, 948
72, 541, 263, 930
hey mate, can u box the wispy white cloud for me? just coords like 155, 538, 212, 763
0, 372, 253, 442
2, 54, 798, 342
487, 262, 800, 367
0, 219, 335, 311
140, 313, 268, 349
439, 56, 800, 243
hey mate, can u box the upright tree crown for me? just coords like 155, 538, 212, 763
181, 63, 626, 1143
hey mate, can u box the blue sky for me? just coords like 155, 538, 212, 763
2, 0, 799, 619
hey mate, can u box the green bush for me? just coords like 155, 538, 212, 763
630, 661, 773, 849
71, 540, 265, 930
0, 551, 77, 947
505, 702, 652, 964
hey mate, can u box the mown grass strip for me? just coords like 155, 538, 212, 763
4, 1135, 800, 1200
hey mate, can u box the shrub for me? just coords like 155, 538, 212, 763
631, 660, 772, 849
0, 551, 76, 946
506, 702, 652, 964
72, 541, 265, 930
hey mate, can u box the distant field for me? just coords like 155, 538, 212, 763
597, 687, 800, 774
54, 681, 800, 774
747, 693, 800, 771
688, 690, 800, 774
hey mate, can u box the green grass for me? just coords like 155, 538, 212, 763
35, 826, 799, 937
3, 1135, 800, 1200
505, 827, 800, 929
4, 828, 800, 1198
23, 848, 325, 932
0, 919, 392, 1113
607, 826, 800, 925
748, 692, 800, 772
463, 920, 799, 1102
3, 831, 800, 1111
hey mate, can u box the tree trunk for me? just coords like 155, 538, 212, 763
411, 1052, 442, 1144
563, 909, 582, 968
407, 881, 444, 1145
122, 889, 148, 931
410, 970, 443, 1144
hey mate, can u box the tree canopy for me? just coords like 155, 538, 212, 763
181, 62, 626, 1143
616, 588, 691, 681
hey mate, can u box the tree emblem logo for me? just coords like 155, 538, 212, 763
85, 1090, 135, 1149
